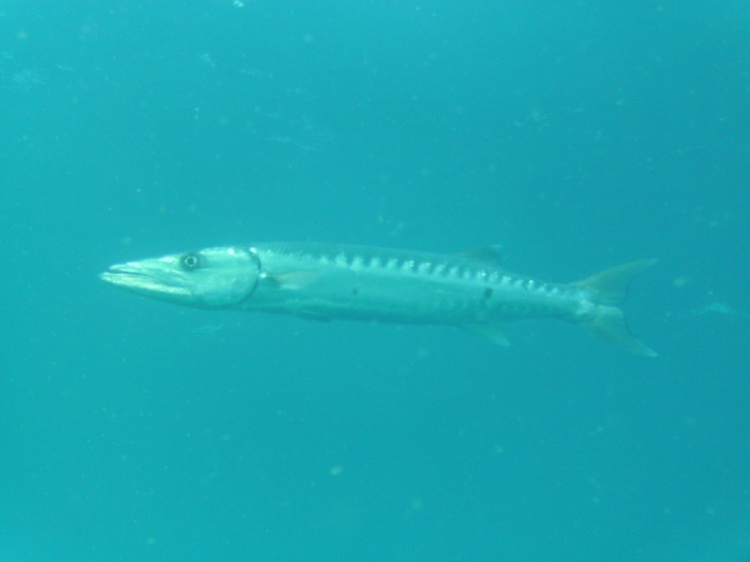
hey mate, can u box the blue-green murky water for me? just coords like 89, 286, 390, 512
1, 2, 748, 560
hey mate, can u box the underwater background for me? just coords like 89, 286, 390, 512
1, 1, 749, 560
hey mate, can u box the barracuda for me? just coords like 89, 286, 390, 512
100, 242, 657, 356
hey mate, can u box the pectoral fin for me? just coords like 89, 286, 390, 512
263, 270, 322, 290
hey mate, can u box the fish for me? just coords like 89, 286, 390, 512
100, 242, 657, 356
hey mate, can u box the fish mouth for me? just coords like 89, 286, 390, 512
99, 264, 190, 298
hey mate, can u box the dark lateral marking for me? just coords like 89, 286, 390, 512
483, 287, 493, 300
351, 287, 359, 296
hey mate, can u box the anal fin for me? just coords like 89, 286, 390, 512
464, 324, 510, 346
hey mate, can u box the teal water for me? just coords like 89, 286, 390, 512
1, 2, 749, 560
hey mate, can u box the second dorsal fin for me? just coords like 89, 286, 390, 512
456, 245, 504, 266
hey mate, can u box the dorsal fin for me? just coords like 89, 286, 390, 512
456, 245, 504, 266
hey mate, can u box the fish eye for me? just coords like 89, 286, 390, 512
180, 253, 201, 271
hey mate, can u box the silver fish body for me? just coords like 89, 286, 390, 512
100, 242, 656, 356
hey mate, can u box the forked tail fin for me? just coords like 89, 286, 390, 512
573, 260, 658, 357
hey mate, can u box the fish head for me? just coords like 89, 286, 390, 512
100, 246, 260, 308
